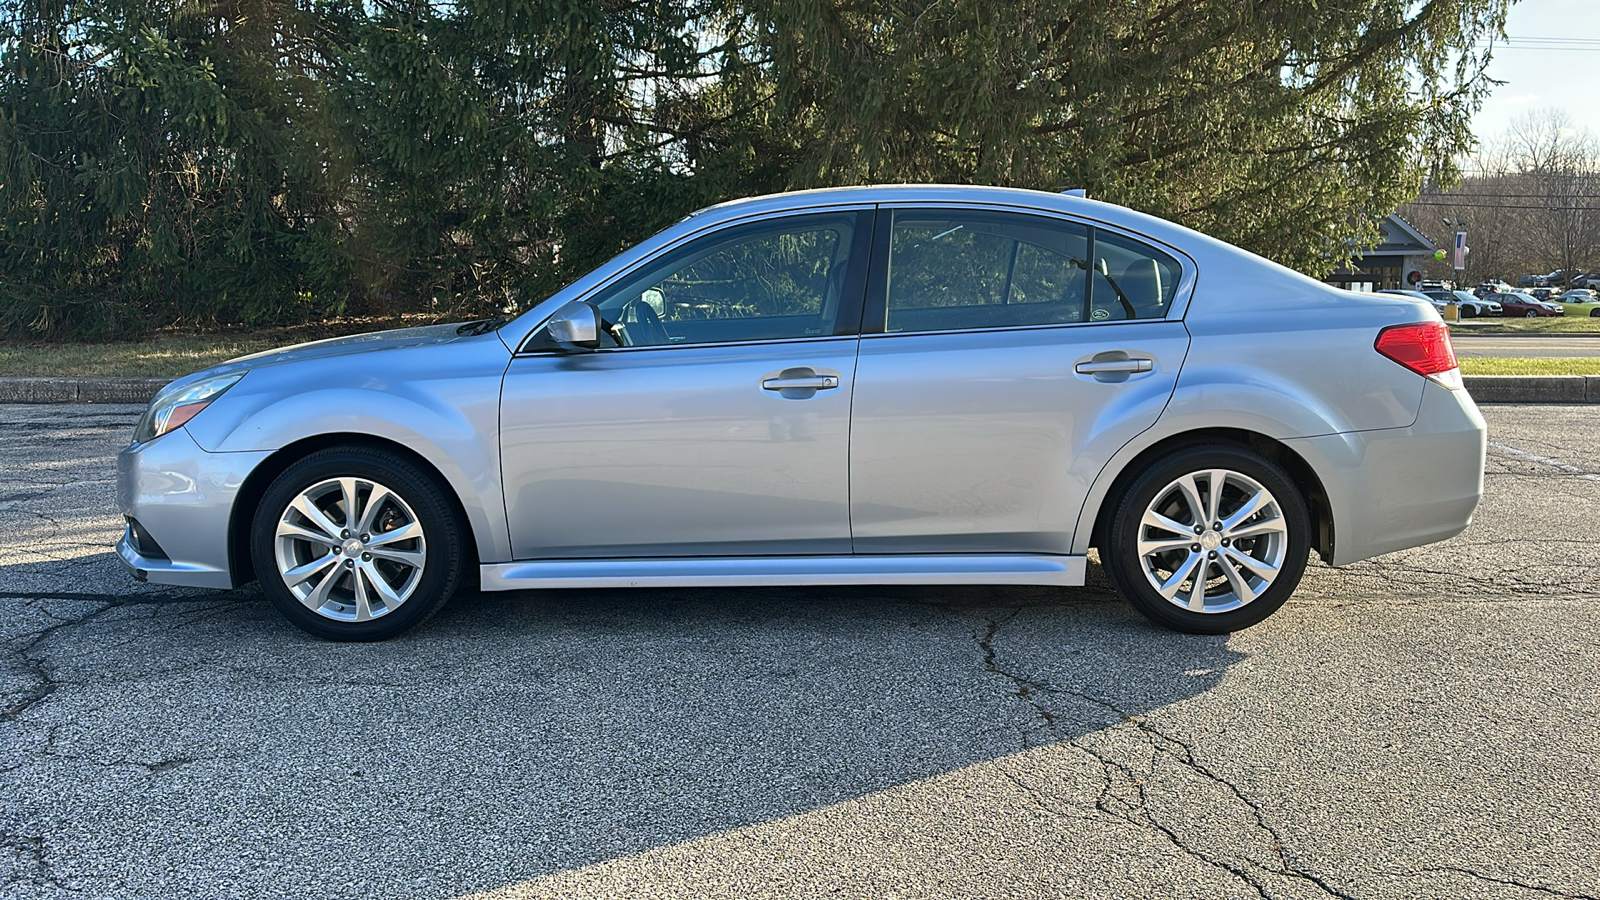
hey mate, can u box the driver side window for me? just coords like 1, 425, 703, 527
590, 212, 860, 348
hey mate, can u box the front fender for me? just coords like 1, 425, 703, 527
184, 345, 512, 564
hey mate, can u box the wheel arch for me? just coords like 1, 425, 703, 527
1082, 427, 1334, 564
228, 434, 482, 588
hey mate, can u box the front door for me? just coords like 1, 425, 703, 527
500, 210, 870, 559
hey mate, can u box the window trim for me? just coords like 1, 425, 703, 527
860, 204, 1197, 338
516, 207, 875, 355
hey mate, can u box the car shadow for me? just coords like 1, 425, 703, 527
2, 552, 1247, 897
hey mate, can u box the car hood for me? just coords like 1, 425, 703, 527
155, 322, 485, 398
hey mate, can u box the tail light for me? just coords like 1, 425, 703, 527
1375, 322, 1462, 390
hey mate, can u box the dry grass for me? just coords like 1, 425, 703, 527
1449, 310, 1600, 333
0, 315, 456, 378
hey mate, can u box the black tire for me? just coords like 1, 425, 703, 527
1591, 308, 1599, 317
251, 446, 462, 641
1525, 309, 1538, 318
1102, 445, 1310, 634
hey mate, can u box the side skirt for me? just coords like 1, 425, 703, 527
479, 554, 1086, 591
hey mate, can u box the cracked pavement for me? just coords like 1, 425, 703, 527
1, 402, 1597, 899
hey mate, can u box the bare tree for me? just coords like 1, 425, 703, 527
1402, 109, 1600, 287
1504, 110, 1600, 286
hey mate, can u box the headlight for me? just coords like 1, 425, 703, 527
135, 373, 244, 443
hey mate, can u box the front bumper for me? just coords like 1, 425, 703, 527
116, 427, 272, 589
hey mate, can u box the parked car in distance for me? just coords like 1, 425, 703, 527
1487, 291, 1566, 317
1424, 289, 1500, 318
115, 185, 1488, 641
1555, 288, 1598, 303
1573, 271, 1600, 289
1529, 287, 1558, 302
1474, 280, 1513, 297
1379, 288, 1444, 310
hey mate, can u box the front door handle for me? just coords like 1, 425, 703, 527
1075, 359, 1152, 375
762, 375, 839, 391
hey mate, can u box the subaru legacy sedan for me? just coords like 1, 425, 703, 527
117, 186, 1486, 641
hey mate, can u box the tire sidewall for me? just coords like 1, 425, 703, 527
1105, 445, 1310, 634
251, 448, 461, 641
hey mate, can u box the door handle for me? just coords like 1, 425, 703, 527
1075, 359, 1152, 374
762, 375, 839, 391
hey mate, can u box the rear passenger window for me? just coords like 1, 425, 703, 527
887, 212, 1089, 333
882, 210, 1180, 332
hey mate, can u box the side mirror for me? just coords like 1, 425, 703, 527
544, 300, 602, 351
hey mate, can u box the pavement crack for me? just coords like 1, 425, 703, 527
977, 617, 1354, 900
975, 614, 1062, 744
1, 593, 246, 723
1068, 737, 1272, 899
0, 829, 76, 893
1419, 866, 1600, 900
0, 478, 116, 513
2, 602, 115, 722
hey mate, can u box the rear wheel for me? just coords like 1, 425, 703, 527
251, 447, 462, 641
1102, 445, 1310, 634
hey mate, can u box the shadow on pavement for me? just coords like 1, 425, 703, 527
2, 553, 1247, 897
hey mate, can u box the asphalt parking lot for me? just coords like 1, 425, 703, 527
2, 402, 1597, 900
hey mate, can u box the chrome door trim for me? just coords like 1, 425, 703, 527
479, 554, 1087, 590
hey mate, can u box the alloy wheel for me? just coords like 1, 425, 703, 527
1134, 468, 1290, 615
273, 477, 427, 622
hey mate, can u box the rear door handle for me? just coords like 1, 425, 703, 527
1075, 359, 1152, 374
762, 375, 839, 390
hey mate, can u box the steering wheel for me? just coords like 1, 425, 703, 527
616, 298, 670, 347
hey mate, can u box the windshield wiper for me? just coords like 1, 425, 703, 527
456, 315, 508, 336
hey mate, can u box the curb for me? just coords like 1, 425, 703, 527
1461, 375, 1600, 403
0, 375, 1597, 405
0, 377, 171, 404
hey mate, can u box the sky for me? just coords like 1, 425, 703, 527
1468, 0, 1600, 143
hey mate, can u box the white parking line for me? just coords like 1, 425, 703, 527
1488, 441, 1600, 482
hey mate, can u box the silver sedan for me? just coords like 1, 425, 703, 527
116, 185, 1487, 640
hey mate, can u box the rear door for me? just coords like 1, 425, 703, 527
848, 206, 1192, 554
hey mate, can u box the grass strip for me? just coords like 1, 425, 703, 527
1449, 311, 1600, 334
1458, 357, 1600, 376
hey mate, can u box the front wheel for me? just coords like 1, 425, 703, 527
1102, 445, 1310, 634
1525, 309, 1539, 318
251, 447, 462, 641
